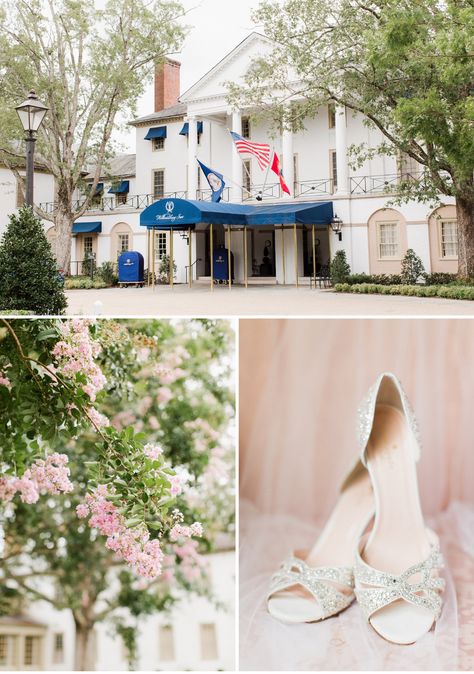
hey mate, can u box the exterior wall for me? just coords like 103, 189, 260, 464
3, 551, 234, 671
0, 168, 55, 238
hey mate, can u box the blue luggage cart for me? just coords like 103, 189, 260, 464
118, 251, 145, 287
213, 245, 234, 284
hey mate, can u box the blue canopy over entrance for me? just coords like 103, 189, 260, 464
140, 198, 253, 230
140, 198, 334, 229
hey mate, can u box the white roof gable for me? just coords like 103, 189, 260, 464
180, 32, 274, 103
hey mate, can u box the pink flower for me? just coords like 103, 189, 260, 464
169, 475, 182, 496
76, 503, 89, 518
144, 443, 163, 460
0, 454, 73, 504
0, 373, 12, 390
86, 407, 110, 429
157, 387, 172, 405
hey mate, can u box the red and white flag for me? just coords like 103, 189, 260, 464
230, 131, 271, 171
270, 152, 291, 195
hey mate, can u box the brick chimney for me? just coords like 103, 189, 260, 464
154, 59, 181, 112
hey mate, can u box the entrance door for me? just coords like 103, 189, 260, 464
303, 226, 330, 277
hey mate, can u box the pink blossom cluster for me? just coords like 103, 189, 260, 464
203, 446, 228, 487
0, 371, 11, 390
173, 538, 207, 583
86, 407, 110, 429
184, 418, 220, 453
170, 521, 203, 541
154, 365, 186, 386
143, 443, 163, 460
53, 320, 106, 402
0, 453, 73, 504
111, 410, 137, 431
156, 387, 173, 405
163, 346, 191, 368
76, 485, 164, 578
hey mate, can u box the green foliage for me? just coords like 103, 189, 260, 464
81, 254, 97, 278
0, 319, 235, 668
424, 272, 459, 286
157, 255, 177, 284
0, 207, 67, 315
346, 273, 402, 286
330, 250, 351, 284
334, 283, 474, 300
400, 248, 426, 285
96, 261, 118, 286
65, 277, 108, 289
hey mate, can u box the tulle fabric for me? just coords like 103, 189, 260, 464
240, 500, 474, 670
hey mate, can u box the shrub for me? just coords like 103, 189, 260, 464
0, 206, 67, 315
330, 250, 351, 284
96, 261, 118, 286
333, 283, 474, 300
400, 249, 425, 285
424, 272, 457, 286
81, 254, 96, 278
65, 278, 108, 289
346, 273, 402, 285
157, 255, 177, 284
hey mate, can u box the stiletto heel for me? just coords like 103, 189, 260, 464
354, 372, 445, 644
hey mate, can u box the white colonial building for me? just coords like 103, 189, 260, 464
0, 549, 235, 671
1, 33, 459, 283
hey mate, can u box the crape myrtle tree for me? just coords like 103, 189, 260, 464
227, 0, 474, 276
0, 319, 234, 670
0, 0, 186, 271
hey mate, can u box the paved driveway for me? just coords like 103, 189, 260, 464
65, 285, 474, 317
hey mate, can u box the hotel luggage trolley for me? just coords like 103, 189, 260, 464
118, 251, 145, 288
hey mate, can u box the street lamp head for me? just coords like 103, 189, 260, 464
15, 90, 48, 133
330, 214, 344, 241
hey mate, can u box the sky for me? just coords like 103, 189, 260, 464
118, 0, 260, 152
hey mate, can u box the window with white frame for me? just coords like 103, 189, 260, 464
200, 623, 218, 661
53, 633, 64, 664
242, 116, 251, 139
118, 233, 130, 255
439, 219, 458, 258
156, 232, 167, 260
377, 222, 399, 258
0, 634, 17, 668
328, 103, 336, 129
330, 150, 338, 192
242, 160, 251, 196
152, 136, 165, 151
158, 625, 175, 661
153, 170, 165, 199
83, 236, 93, 257
23, 636, 41, 668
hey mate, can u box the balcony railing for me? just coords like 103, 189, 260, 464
39, 172, 440, 215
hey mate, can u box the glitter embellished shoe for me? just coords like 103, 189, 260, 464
354, 373, 445, 644
267, 461, 373, 623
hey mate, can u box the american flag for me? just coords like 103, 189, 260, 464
230, 131, 271, 171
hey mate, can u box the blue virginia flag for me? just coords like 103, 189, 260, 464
197, 159, 226, 203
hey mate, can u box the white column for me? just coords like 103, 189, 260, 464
187, 116, 198, 199
231, 109, 242, 202
335, 105, 348, 195
282, 126, 294, 199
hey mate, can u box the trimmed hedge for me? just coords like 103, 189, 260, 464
334, 283, 474, 300
345, 273, 403, 285
65, 277, 108, 290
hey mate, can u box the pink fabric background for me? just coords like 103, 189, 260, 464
239, 319, 474, 670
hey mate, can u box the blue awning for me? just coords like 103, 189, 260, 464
94, 182, 104, 195
72, 221, 102, 234
140, 198, 252, 230
179, 121, 204, 136
108, 180, 130, 194
144, 126, 167, 140
245, 201, 334, 225
140, 198, 334, 230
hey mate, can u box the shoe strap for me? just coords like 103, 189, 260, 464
268, 555, 355, 619
356, 372, 421, 466
354, 542, 445, 621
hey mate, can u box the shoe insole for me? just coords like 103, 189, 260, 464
363, 404, 436, 644
268, 468, 373, 623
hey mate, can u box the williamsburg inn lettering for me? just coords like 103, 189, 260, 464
0, 34, 459, 284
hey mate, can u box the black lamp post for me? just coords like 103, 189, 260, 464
330, 214, 344, 241
15, 90, 48, 207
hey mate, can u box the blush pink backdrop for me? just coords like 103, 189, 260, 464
239, 319, 474, 671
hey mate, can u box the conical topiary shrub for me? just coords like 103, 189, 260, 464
330, 250, 351, 284
0, 206, 67, 314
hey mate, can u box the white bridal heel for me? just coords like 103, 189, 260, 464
267, 462, 374, 623
354, 373, 445, 644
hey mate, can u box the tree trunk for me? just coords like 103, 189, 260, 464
53, 206, 74, 273
456, 191, 474, 278
74, 619, 97, 671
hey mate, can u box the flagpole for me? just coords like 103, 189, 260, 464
259, 145, 274, 200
